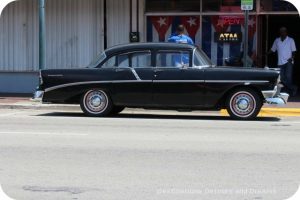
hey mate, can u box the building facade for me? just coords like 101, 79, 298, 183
0, 0, 299, 93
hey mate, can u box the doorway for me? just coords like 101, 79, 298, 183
261, 15, 300, 88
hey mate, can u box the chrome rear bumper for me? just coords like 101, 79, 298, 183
32, 90, 44, 102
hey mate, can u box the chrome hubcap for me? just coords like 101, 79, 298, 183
230, 92, 256, 117
91, 96, 102, 107
84, 90, 108, 114
237, 98, 250, 110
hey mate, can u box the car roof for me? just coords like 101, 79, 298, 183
105, 42, 195, 55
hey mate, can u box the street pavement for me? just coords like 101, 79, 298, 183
0, 108, 299, 200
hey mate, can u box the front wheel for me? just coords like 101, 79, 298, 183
226, 88, 262, 120
80, 89, 113, 117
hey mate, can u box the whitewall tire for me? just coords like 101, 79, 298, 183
226, 88, 262, 120
80, 89, 113, 117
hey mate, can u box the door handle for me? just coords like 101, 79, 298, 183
115, 68, 127, 72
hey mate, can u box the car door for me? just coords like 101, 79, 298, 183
111, 51, 154, 106
153, 49, 205, 107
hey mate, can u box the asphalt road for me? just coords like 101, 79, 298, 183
0, 108, 299, 200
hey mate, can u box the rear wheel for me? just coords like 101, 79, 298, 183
80, 89, 113, 117
226, 88, 262, 120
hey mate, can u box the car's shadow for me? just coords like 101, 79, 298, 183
36, 112, 281, 122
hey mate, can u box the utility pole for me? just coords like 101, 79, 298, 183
39, 0, 46, 70
243, 10, 249, 68
241, 0, 253, 68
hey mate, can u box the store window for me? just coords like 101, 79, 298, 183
203, 0, 256, 12
260, 0, 297, 12
147, 16, 201, 45
202, 15, 257, 66
146, 0, 200, 12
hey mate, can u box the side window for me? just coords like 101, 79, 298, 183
132, 52, 152, 68
101, 51, 151, 68
193, 49, 212, 66
102, 56, 117, 68
118, 54, 129, 68
101, 54, 129, 68
156, 51, 190, 68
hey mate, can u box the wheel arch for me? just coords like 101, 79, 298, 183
50, 84, 113, 104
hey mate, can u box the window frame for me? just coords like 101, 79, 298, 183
99, 50, 153, 69
155, 49, 193, 68
145, 0, 201, 13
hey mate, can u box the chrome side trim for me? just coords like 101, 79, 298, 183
153, 80, 205, 83
205, 80, 269, 83
44, 79, 270, 93
47, 74, 64, 77
44, 80, 152, 92
131, 69, 141, 81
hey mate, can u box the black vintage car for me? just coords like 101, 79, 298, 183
33, 43, 288, 120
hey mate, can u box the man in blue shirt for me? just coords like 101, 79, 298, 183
168, 25, 194, 45
168, 25, 194, 67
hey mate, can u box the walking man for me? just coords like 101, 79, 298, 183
168, 25, 194, 45
270, 27, 297, 96
168, 25, 194, 67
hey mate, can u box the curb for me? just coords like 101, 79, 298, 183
221, 108, 300, 117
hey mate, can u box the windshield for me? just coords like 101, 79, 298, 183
193, 48, 213, 67
87, 52, 107, 68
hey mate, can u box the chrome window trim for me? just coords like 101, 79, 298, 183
101, 50, 152, 69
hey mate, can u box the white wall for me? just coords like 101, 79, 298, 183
0, 0, 38, 71
0, 0, 104, 71
106, 0, 130, 47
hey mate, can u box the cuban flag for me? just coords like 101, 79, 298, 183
147, 16, 201, 45
202, 15, 257, 66
147, 15, 256, 66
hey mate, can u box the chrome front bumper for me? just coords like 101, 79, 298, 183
265, 93, 289, 105
262, 86, 289, 105
32, 90, 44, 102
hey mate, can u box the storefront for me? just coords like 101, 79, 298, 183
145, 0, 299, 73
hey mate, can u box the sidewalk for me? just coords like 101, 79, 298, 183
0, 96, 80, 111
0, 96, 300, 117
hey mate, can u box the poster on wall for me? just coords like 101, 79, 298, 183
202, 15, 257, 66
147, 16, 201, 46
